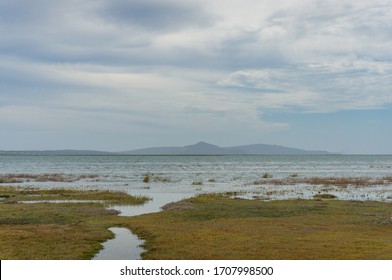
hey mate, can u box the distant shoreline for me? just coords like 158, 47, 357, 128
2, 152, 392, 156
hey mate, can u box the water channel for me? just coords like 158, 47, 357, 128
92, 192, 190, 260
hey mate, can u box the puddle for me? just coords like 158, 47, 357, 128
92, 227, 143, 260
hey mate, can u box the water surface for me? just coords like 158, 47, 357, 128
1, 155, 392, 201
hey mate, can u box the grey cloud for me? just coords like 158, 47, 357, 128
218, 55, 392, 112
98, 0, 215, 31
0, 0, 51, 25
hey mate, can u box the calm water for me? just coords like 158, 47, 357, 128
92, 227, 143, 260
1, 154, 392, 201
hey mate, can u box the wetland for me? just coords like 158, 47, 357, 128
1, 155, 392, 259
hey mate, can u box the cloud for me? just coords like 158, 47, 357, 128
1, 0, 392, 151
218, 54, 392, 113
97, 0, 215, 31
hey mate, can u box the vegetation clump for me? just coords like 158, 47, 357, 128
143, 173, 151, 183
313, 193, 338, 199
143, 173, 172, 183
192, 181, 203, 185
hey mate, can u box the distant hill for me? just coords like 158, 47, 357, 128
0, 150, 111, 155
122, 141, 330, 155
226, 144, 330, 155
0, 142, 331, 155
121, 142, 228, 155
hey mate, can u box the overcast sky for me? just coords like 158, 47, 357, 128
1, 0, 392, 153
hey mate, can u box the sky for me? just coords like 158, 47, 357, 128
1, 0, 392, 154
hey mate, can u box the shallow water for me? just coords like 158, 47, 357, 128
109, 192, 190, 216
2, 155, 392, 200
92, 227, 144, 260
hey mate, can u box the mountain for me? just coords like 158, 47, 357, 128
122, 141, 330, 155
122, 141, 230, 155
0, 150, 112, 155
0, 142, 331, 155
226, 144, 330, 155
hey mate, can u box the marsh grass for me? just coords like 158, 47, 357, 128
143, 173, 172, 183
0, 173, 100, 183
0, 187, 149, 205
313, 193, 338, 199
0, 186, 149, 259
143, 173, 150, 183
192, 181, 203, 185
126, 194, 392, 259
252, 176, 392, 187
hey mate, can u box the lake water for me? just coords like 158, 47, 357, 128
1, 155, 392, 202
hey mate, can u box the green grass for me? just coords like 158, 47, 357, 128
0, 187, 148, 205
125, 194, 392, 259
261, 172, 273, 178
0, 186, 149, 259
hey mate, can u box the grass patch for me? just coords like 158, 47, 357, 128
126, 194, 392, 259
143, 173, 172, 183
252, 176, 392, 187
0, 186, 148, 205
313, 193, 338, 199
0, 173, 99, 183
192, 181, 203, 185
0, 186, 149, 259
143, 173, 150, 183
261, 172, 273, 178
